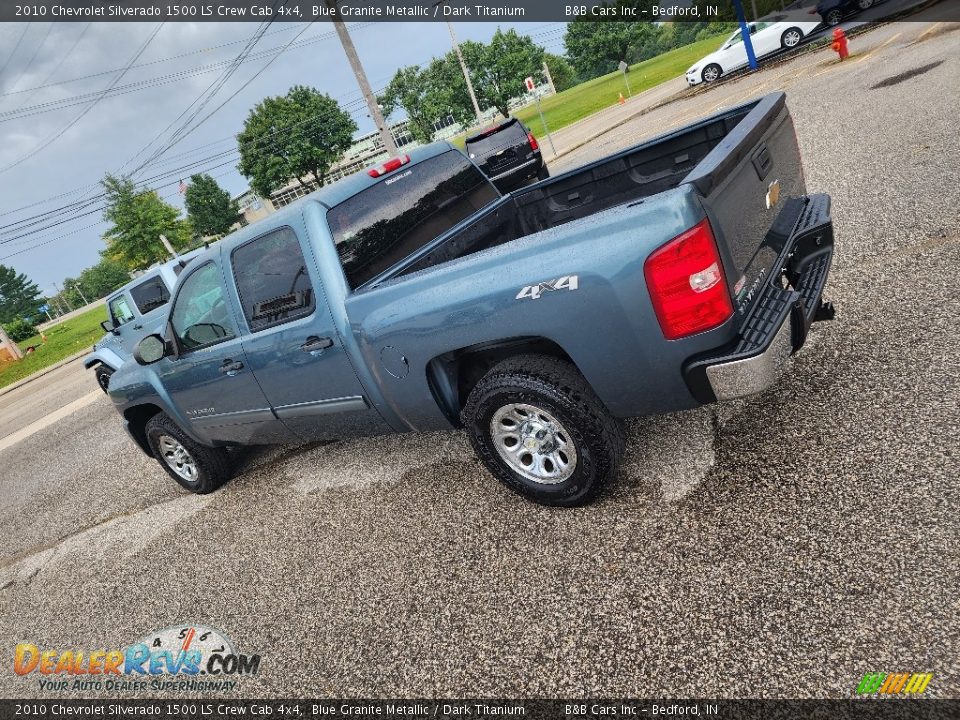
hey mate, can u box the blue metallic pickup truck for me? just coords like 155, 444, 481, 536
109, 93, 835, 506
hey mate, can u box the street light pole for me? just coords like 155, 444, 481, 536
70, 282, 89, 306
326, 0, 398, 157
444, 19, 484, 126
52, 282, 73, 312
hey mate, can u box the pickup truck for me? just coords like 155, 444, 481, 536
109, 92, 835, 507
84, 249, 205, 391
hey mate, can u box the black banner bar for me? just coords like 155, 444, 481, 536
3, 700, 960, 720
0, 0, 955, 23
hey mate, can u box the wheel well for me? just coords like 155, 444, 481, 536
124, 404, 163, 455
426, 337, 575, 427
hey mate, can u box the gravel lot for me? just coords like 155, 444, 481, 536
2, 16, 958, 699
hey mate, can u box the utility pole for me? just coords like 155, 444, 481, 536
52, 282, 73, 312
326, 0, 397, 156
70, 281, 89, 306
444, 18, 483, 125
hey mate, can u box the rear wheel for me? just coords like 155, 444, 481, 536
702, 64, 722, 83
781, 27, 803, 48
857, 0, 874, 10
145, 413, 231, 494
826, 8, 843, 24
462, 355, 623, 507
94, 365, 113, 393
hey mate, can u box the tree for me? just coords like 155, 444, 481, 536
543, 53, 577, 93
564, 12, 660, 80
2, 317, 37, 343
0, 265, 43, 324
380, 57, 477, 144
58, 258, 130, 308
461, 29, 545, 119
184, 174, 240, 238
237, 86, 357, 199
101, 174, 192, 270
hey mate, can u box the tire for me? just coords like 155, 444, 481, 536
781, 27, 803, 49
144, 412, 231, 494
94, 365, 113, 393
701, 63, 722, 83
857, 0, 874, 9
536, 164, 550, 181
826, 8, 843, 25
462, 355, 624, 507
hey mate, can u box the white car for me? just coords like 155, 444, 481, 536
686, 17, 822, 86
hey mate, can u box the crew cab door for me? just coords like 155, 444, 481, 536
227, 226, 387, 441
157, 258, 293, 446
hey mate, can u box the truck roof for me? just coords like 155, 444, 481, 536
183, 140, 461, 268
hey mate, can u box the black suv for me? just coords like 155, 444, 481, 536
464, 118, 548, 191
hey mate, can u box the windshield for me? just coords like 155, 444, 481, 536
465, 121, 527, 159
327, 150, 499, 289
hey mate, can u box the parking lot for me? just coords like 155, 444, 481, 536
2, 14, 958, 699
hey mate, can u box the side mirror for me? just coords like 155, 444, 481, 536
101, 319, 120, 335
134, 334, 168, 365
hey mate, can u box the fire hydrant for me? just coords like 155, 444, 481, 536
831, 27, 849, 60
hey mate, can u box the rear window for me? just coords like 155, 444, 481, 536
129, 275, 170, 314
328, 150, 498, 289
465, 121, 527, 159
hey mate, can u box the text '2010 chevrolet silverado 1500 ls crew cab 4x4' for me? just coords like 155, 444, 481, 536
110, 92, 836, 506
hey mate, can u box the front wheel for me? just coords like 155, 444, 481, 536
702, 63, 722, 83
94, 365, 113, 393
145, 413, 231, 493
462, 355, 624, 506
781, 27, 803, 48
825, 8, 843, 25
857, 0, 874, 10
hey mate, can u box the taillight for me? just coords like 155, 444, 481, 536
527, 132, 539, 152
644, 219, 733, 340
367, 154, 410, 178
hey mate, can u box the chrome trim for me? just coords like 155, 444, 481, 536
706, 316, 794, 401
273, 395, 368, 419
190, 407, 276, 428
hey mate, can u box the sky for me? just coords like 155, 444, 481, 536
0, 19, 568, 295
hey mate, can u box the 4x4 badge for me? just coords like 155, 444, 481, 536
516, 275, 579, 300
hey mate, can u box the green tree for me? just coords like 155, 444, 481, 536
564, 9, 661, 80
237, 86, 357, 199
543, 53, 577, 93
184, 173, 240, 238
0, 265, 42, 324
101, 174, 192, 270
380, 65, 440, 145
2, 317, 37, 343
461, 29, 545, 119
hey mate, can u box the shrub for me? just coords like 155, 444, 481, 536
3, 318, 38, 343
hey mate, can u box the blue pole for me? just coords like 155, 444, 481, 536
732, 0, 758, 70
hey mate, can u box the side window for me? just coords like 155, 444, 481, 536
231, 227, 315, 332
108, 295, 136, 326
170, 262, 237, 351
129, 275, 171, 314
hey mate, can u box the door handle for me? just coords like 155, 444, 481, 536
133, 324, 143, 330
301, 336, 333, 352
219, 360, 244, 376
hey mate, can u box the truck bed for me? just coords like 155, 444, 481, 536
384, 97, 762, 282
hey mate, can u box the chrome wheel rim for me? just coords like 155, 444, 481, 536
490, 403, 577, 485
857, 0, 872, 9
703, 66, 720, 82
97, 372, 110, 391
827, 10, 842, 24
784, 30, 801, 47
158, 434, 198, 483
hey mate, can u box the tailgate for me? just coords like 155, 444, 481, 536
685, 92, 807, 319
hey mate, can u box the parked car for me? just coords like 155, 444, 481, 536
813, 0, 881, 26
464, 118, 548, 191
686, 17, 822, 85
84, 250, 205, 391
109, 92, 835, 507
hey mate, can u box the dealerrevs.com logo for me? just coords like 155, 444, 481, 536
14, 625, 260, 693
855, 672, 934, 696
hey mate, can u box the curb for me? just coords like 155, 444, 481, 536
0, 350, 90, 397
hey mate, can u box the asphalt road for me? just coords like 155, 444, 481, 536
2, 15, 958, 700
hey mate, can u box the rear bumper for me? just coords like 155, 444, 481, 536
684, 193, 835, 403
489, 156, 542, 188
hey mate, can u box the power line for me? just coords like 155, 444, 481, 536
0, 23, 166, 175
3, 23, 54, 98
0, 25, 31, 80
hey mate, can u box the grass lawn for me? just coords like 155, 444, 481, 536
0, 304, 107, 390
514, 33, 727, 139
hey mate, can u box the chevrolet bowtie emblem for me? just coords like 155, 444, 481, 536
766, 179, 781, 209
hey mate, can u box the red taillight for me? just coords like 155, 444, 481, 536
644, 219, 733, 340
367, 154, 410, 178
527, 132, 539, 152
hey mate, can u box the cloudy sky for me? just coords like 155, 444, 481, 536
0, 19, 567, 295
